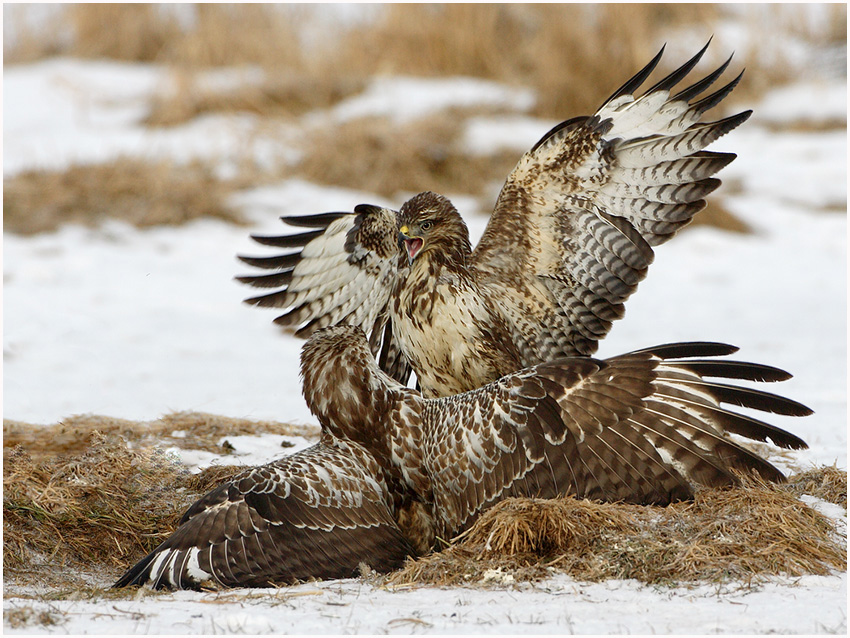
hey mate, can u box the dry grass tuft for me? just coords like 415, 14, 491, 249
296, 110, 519, 202
4, 411, 318, 460
4, 605, 65, 629
6, 4, 307, 69
3, 411, 314, 588
783, 465, 847, 508
4, 432, 194, 577
67, 4, 182, 64
144, 73, 365, 127
3, 158, 243, 235
387, 469, 846, 588
339, 4, 723, 119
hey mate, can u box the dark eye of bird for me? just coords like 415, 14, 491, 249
420, 221, 433, 231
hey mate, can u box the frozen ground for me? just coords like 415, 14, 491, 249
4, 574, 847, 635
4, 43, 847, 635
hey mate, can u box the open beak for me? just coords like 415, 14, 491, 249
399, 226, 424, 265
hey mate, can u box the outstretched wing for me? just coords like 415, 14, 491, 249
237, 205, 412, 383
113, 440, 415, 590
472, 42, 750, 359
423, 342, 809, 538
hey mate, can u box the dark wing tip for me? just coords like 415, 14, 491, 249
244, 290, 290, 308
629, 342, 740, 359
645, 39, 712, 95
707, 382, 814, 417
681, 360, 794, 383
250, 229, 325, 248
113, 553, 155, 589
671, 52, 734, 104
235, 271, 294, 289
602, 43, 667, 105
691, 71, 747, 115
281, 212, 350, 228
237, 253, 300, 270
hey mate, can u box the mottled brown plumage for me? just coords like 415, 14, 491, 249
238, 43, 750, 397
113, 435, 416, 590
299, 326, 809, 550
115, 325, 809, 589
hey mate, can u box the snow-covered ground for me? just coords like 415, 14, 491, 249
4, 574, 847, 635
4, 29, 847, 636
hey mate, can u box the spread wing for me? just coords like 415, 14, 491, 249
472, 42, 751, 358
422, 342, 810, 538
113, 440, 415, 590
237, 205, 412, 383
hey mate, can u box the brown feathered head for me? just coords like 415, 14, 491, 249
397, 191, 471, 269
300, 324, 396, 449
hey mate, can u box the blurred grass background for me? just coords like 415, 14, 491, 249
4, 3, 846, 234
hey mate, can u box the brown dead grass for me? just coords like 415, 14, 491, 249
784, 465, 847, 509
4, 434, 194, 577
145, 73, 366, 127
9, 5, 844, 120
387, 471, 846, 589
340, 4, 722, 119
296, 110, 520, 202
3, 411, 318, 459
10, 5, 722, 130
5, 4, 306, 68
3, 158, 243, 235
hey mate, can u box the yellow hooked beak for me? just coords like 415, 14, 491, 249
398, 225, 424, 264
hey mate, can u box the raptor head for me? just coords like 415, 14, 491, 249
300, 324, 395, 448
398, 192, 471, 268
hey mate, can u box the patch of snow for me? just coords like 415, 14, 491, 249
757, 82, 847, 126
4, 573, 846, 634
324, 75, 536, 124
462, 114, 558, 156
3, 59, 298, 177
714, 127, 846, 211
800, 495, 848, 524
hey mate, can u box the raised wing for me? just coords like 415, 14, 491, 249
472, 42, 750, 358
421, 342, 809, 538
237, 205, 412, 383
113, 440, 415, 590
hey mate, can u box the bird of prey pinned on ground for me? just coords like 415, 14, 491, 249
238, 42, 752, 398
115, 325, 809, 589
